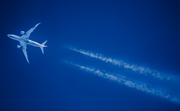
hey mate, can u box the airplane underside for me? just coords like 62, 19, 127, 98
7, 23, 47, 63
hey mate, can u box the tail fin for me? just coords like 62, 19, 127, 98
40, 40, 47, 54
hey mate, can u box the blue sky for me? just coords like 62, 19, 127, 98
1, 0, 180, 111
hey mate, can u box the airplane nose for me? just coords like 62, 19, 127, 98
7, 34, 13, 38
7, 34, 11, 37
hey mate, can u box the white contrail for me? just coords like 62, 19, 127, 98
69, 63, 180, 104
68, 47, 179, 81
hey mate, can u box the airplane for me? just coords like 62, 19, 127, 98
7, 23, 47, 63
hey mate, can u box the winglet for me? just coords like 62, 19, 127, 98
35, 22, 41, 27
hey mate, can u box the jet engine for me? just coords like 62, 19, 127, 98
20, 31, 25, 34
17, 45, 21, 48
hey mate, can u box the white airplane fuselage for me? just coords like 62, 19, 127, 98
7, 23, 47, 63
7, 34, 46, 48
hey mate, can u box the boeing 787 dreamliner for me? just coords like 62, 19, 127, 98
7, 23, 47, 63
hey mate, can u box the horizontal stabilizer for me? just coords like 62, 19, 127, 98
40, 40, 47, 54
42, 40, 47, 46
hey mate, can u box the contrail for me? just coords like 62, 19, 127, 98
69, 63, 180, 104
67, 47, 179, 82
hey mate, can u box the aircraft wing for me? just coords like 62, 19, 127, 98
20, 41, 30, 63
22, 22, 41, 39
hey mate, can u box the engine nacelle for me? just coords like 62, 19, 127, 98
20, 31, 25, 34
17, 45, 21, 48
